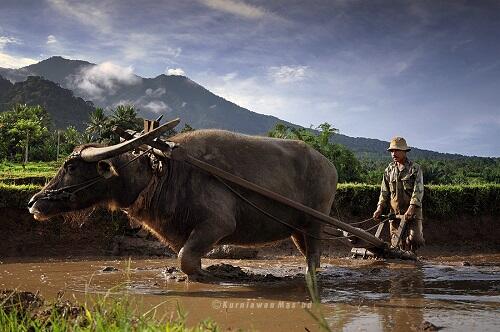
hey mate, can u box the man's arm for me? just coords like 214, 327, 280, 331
405, 166, 424, 220
410, 166, 424, 207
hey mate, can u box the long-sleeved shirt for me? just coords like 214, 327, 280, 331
377, 159, 424, 216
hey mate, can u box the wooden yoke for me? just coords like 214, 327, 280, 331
144, 114, 164, 133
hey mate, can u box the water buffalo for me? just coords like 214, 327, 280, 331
28, 124, 338, 280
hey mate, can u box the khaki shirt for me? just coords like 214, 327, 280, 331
377, 159, 424, 217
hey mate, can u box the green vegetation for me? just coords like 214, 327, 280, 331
86, 106, 143, 144
268, 123, 362, 183
0, 290, 221, 332
0, 161, 59, 183
268, 122, 499, 185
0, 104, 88, 162
360, 157, 500, 185
334, 183, 500, 219
2, 176, 498, 220
1, 102, 498, 185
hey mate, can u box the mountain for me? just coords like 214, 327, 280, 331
0, 56, 293, 135
0, 56, 492, 159
0, 75, 94, 130
0, 56, 92, 84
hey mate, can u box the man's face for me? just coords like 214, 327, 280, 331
390, 149, 407, 164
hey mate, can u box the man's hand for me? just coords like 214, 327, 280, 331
373, 206, 383, 220
404, 205, 416, 220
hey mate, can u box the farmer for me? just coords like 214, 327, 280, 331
373, 136, 425, 253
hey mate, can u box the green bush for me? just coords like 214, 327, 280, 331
2, 181, 498, 221
335, 183, 500, 219
0, 183, 40, 209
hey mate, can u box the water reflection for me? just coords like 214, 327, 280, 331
1, 257, 499, 331
378, 266, 425, 331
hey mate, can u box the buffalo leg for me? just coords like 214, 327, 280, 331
178, 218, 235, 279
305, 236, 321, 274
291, 233, 307, 256
292, 230, 321, 274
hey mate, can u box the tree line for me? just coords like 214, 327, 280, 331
267, 123, 499, 185
0, 103, 498, 184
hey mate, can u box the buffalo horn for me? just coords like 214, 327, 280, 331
80, 118, 180, 162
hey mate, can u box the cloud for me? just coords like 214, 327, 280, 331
46, 35, 58, 44
142, 100, 171, 114
0, 36, 20, 49
0, 36, 37, 68
47, 0, 112, 33
199, 0, 269, 19
166, 68, 185, 76
194, 71, 294, 121
145, 88, 166, 97
67, 61, 140, 100
121, 33, 181, 61
268, 65, 308, 83
0, 53, 38, 68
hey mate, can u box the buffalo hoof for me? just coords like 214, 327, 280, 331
186, 270, 221, 283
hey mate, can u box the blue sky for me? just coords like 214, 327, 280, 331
0, 0, 499, 157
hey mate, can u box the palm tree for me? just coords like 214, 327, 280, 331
85, 108, 109, 142
110, 105, 142, 132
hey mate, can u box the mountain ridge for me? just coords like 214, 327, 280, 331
0, 56, 494, 159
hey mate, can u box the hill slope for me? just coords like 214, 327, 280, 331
0, 75, 94, 130
0, 56, 493, 160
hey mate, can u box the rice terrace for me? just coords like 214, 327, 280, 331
1, 1, 500, 331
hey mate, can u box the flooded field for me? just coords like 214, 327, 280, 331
1, 254, 499, 331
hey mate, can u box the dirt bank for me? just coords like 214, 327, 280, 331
0, 207, 498, 258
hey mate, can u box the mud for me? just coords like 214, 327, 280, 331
1, 207, 499, 258
1, 254, 499, 331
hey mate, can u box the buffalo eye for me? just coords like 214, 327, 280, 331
65, 162, 76, 174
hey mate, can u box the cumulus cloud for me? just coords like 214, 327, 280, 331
268, 65, 308, 83
0, 53, 38, 68
143, 100, 171, 114
0, 36, 37, 68
166, 68, 186, 76
199, 0, 268, 19
67, 61, 141, 100
46, 35, 58, 44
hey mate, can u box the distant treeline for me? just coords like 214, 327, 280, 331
267, 123, 500, 185
0, 103, 498, 185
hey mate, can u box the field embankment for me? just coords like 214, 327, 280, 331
0, 179, 498, 257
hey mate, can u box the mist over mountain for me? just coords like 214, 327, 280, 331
1, 56, 294, 135
0, 56, 490, 160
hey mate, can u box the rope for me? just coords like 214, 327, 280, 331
346, 217, 374, 226
215, 175, 348, 241
215, 173, 393, 245
40, 147, 155, 200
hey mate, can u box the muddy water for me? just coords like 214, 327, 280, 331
1, 255, 499, 331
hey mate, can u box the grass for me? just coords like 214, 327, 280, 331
1, 161, 499, 217
0, 161, 60, 185
0, 289, 222, 332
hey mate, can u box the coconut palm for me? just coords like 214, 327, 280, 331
85, 108, 109, 142
110, 105, 142, 132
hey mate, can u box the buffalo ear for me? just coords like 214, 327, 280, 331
97, 160, 119, 179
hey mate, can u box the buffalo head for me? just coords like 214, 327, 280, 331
28, 119, 178, 220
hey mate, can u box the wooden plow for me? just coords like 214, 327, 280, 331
114, 117, 416, 261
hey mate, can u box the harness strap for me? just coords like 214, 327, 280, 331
38, 147, 155, 202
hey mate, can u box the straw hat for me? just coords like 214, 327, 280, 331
387, 136, 411, 151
